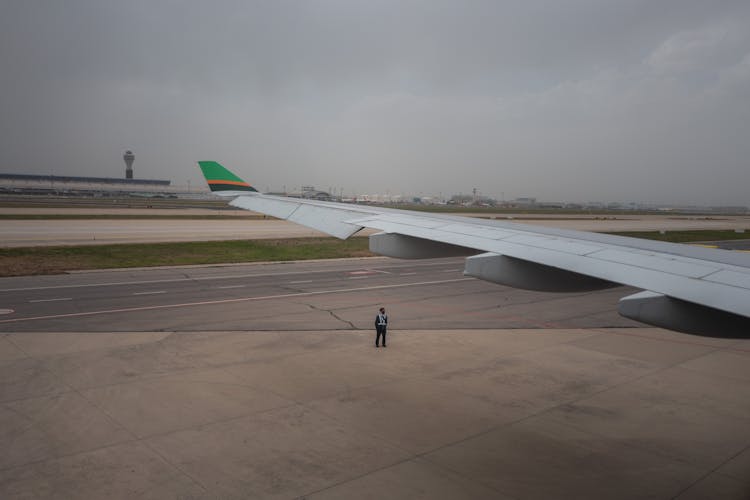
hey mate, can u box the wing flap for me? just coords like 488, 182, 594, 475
703, 269, 750, 288
230, 194, 299, 219
439, 223, 517, 240
589, 248, 720, 278
504, 234, 604, 256
287, 204, 364, 239
230, 194, 367, 239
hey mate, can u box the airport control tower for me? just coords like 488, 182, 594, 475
123, 150, 134, 179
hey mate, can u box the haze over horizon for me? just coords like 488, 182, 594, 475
1, 1, 749, 205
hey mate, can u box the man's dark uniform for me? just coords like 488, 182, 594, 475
375, 308, 388, 347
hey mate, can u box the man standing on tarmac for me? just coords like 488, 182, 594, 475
375, 307, 388, 347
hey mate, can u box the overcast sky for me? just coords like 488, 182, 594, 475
1, 1, 749, 204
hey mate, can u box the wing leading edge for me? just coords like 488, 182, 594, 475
198, 161, 750, 338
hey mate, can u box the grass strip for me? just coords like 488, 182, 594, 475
0, 238, 373, 277
0, 214, 265, 220
0, 230, 746, 277
607, 229, 749, 243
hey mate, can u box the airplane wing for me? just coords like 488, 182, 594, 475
198, 161, 750, 337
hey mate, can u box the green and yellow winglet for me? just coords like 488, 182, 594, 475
197, 161, 258, 193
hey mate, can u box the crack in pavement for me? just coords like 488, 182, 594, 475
304, 303, 359, 329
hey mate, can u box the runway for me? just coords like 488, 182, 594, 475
1, 257, 749, 499
1, 212, 748, 247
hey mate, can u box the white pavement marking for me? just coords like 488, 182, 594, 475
288, 280, 313, 284
132, 291, 167, 296
348, 276, 371, 280
0, 278, 474, 324
0, 309, 14, 315
399, 272, 417, 276
29, 297, 73, 303
216, 285, 246, 289
0, 261, 456, 292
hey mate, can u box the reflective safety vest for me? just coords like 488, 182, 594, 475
377, 313, 387, 326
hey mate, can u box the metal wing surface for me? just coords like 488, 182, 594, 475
199, 163, 750, 337
229, 192, 750, 337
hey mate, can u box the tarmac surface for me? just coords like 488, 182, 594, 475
0, 257, 637, 333
1, 257, 749, 499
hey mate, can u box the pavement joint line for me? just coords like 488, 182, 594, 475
0, 332, 173, 361
702, 470, 750, 492
138, 440, 209, 494
292, 399, 446, 492
4, 326, 748, 482
0, 336, 147, 474
0, 440, 134, 476
3, 334, 33, 360
416, 445, 530, 498
391, 284, 629, 317
293, 333, 626, 499
289, 331, 604, 456
215, 364, 306, 410
112, 386, 424, 498
127, 387, 302, 441
296, 452, 509, 500
4, 328, 748, 468
589, 327, 746, 351
14, 331, 373, 394
129, 400, 303, 445
0, 387, 77, 406
2, 305, 747, 492
407, 289, 608, 328
0, 430, 205, 496
1, 344, 312, 445
675, 363, 750, 384
0, 329, 659, 404
549, 309, 633, 327
486, 341, 737, 467
400, 329, 737, 471
0, 278, 474, 324
0, 335, 79, 407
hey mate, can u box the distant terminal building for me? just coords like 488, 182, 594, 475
0, 173, 172, 196
513, 197, 537, 207
0, 149, 193, 197
271, 186, 333, 201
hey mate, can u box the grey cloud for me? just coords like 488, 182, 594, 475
1, 0, 749, 205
